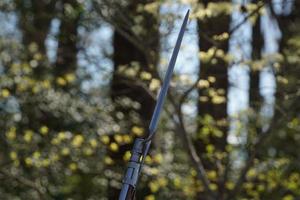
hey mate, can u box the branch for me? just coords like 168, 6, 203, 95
92, 2, 152, 65
225, 116, 282, 200
0, 169, 46, 199
111, 76, 157, 101
229, 2, 266, 35
165, 94, 216, 199
102, 15, 149, 59
179, 75, 201, 106
179, 47, 218, 106
199, 2, 266, 47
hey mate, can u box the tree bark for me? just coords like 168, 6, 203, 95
197, 1, 230, 199
55, 0, 82, 79
109, 1, 160, 199
249, 4, 263, 111
15, 0, 56, 76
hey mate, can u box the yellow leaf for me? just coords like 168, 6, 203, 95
114, 134, 123, 144
100, 135, 110, 144
1, 89, 10, 98
50, 154, 60, 162
153, 154, 163, 164
173, 177, 181, 188
123, 151, 131, 161
209, 183, 218, 191
149, 167, 159, 175
206, 144, 215, 154
208, 76, 216, 83
83, 147, 93, 156
39, 126, 49, 135
145, 155, 152, 164
61, 147, 70, 156
283, 195, 294, 200
145, 194, 155, 200
51, 138, 60, 145
25, 157, 33, 166
149, 79, 160, 91
144, 2, 159, 15
109, 142, 119, 152
89, 138, 98, 148
197, 79, 210, 88
212, 96, 226, 104
33, 151, 41, 159
42, 80, 51, 89
157, 177, 168, 187
58, 131, 67, 140
42, 159, 50, 167
149, 181, 159, 193
24, 130, 33, 142
72, 135, 84, 147
140, 71, 152, 80
56, 77, 67, 86
65, 73, 76, 82
123, 135, 132, 144
6, 127, 16, 140
225, 181, 234, 190
207, 170, 217, 180
132, 126, 144, 136
69, 163, 77, 171
190, 169, 197, 177
104, 156, 114, 165
10, 151, 17, 160
247, 169, 256, 179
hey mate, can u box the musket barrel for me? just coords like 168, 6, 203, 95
119, 138, 144, 200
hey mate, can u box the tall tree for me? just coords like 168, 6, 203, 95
111, 2, 159, 124
227, 2, 300, 199
55, 0, 82, 80
196, 1, 230, 199
109, 1, 160, 199
249, 2, 263, 112
15, 0, 56, 76
248, 0, 264, 152
265, 0, 300, 159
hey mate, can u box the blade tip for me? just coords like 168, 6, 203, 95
186, 9, 190, 16
184, 9, 190, 20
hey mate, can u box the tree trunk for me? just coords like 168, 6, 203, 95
15, 0, 56, 76
54, 0, 81, 80
249, 7, 263, 111
197, 1, 230, 199
109, 1, 160, 199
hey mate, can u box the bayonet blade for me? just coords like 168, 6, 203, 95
118, 10, 189, 200
146, 9, 189, 140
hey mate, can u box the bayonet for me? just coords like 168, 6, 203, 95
118, 10, 189, 200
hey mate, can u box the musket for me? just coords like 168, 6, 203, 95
118, 10, 189, 200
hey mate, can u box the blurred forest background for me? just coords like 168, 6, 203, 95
0, 0, 299, 199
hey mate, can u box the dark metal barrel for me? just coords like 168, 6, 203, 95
119, 138, 144, 200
